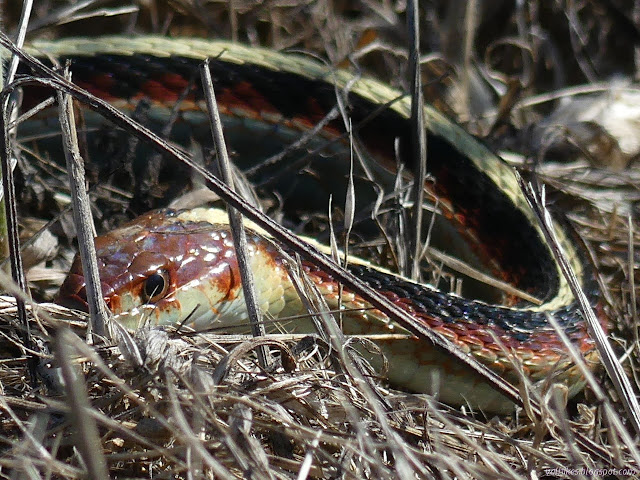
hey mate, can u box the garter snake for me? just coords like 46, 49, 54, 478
18, 37, 607, 411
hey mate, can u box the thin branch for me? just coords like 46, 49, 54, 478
200, 60, 268, 369
0, 0, 35, 384
406, 0, 427, 280
57, 77, 108, 340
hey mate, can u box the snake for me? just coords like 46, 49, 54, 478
17, 37, 607, 412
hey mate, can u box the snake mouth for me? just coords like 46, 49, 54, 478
55, 271, 117, 313
56, 293, 89, 312
56, 272, 89, 311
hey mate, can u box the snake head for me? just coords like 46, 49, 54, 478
56, 209, 250, 331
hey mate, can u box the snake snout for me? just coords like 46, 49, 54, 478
55, 270, 116, 313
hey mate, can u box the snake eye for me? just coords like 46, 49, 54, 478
141, 270, 170, 303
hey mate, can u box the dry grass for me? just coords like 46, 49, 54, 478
1, 1, 639, 478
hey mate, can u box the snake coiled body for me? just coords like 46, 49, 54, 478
21, 37, 608, 411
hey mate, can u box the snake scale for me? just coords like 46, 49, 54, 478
17, 37, 607, 412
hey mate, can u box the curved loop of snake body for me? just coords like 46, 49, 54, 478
21, 37, 608, 412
